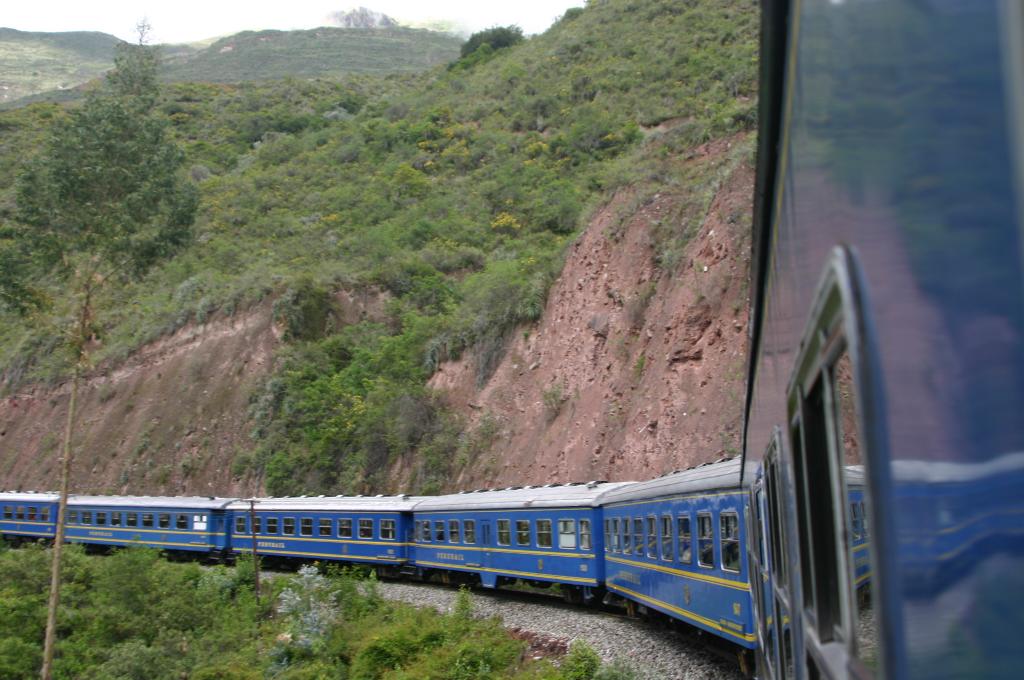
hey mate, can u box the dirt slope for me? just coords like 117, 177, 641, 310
427, 135, 754, 488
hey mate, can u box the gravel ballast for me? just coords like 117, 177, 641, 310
373, 580, 745, 680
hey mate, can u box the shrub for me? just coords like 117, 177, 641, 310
560, 640, 601, 680
460, 26, 524, 58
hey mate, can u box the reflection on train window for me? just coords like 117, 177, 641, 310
448, 519, 460, 543
319, 518, 332, 537
380, 519, 396, 540
537, 519, 553, 548
283, 518, 296, 536
266, 517, 279, 534
697, 513, 714, 568
359, 519, 373, 539
338, 518, 352, 538
678, 515, 692, 564
301, 518, 313, 536
721, 512, 740, 573
633, 518, 643, 555
580, 519, 592, 550
661, 516, 673, 561
497, 519, 511, 545
833, 351, 879, 673
463, 520, 476, 544
517, 519, 532, 546
559, 519, 577, 549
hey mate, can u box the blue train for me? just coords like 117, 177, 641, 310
4, 2, 1023, 678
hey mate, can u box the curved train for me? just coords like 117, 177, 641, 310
3, 1, 1024, 678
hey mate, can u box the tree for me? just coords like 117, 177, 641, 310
459, 25, 524, 58
4, 36, 197, 680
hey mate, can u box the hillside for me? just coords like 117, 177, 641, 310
0, 0, 759, 497
0, 28, 122, 103
160, 26, 461, 83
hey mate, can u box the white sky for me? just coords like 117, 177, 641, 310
4, 1, 586, 44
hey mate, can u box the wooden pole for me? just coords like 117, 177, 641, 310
248, 499, 260, 607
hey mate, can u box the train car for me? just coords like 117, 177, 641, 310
412, 482, 633, 601
225, 495, 421, 571
0, 491, 58, 543
746, 1, 1024, 678
599, 458, 756, 651
64, 495, 234, 555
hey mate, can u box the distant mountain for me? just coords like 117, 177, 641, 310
0, 28, 122, 103
159, 26, 460, 83
328, 7, 400, 29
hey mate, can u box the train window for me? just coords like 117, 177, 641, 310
319, 518, 332, 537
110, 512, 122, 527
142, 513, 153, 528
603, 520, 611, 551
266, 517, 279, 534
448, 519, 460, 543
82, 511, 92, 524
434, 520, 446, 542
359, 519, 373, 539
41, 507, 50, 522
283, 518, 296, 536
301, 518, 313, 536
28, 507, 37, 521
622, 517, 632, 554
646, 516, 657, 558
675, 516, 692, 561
339, 518, 352, 538
96, 512, 107, 526
721, 512, 740, 573
559, 519, 577, 549
16, 506, 24, 520
421, 520, 432, 542
176, 515, 188, 530
2, 506, 10, 519
611, 518, 620, 552
381, 519, 396, 540
516, 519, 531, 546
661, 516, 673, 561
697, 513, 713, 568
464, 520, 476, 544
632, 518, 643, 556
235, 516, 247, 534
253, 517, 262, 534
194, 514, 208, 531
580, 519, 592, 550
158, 514, 170, 529
537, 519, 553, 548
497, 519, 511, 545
68, 510, 79, 524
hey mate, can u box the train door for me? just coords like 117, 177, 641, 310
480, 520, 493, 573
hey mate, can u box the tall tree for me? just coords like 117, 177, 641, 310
3, 35, 196, 680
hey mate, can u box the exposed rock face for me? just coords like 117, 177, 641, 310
328, 8, 400, 29
425, 135, 754, 488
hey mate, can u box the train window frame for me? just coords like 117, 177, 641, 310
661, 515, 674, 561
319, 518, 332, 537
632, 517, 643, 555
253, 517, 262, 534
380, 519, 396, 540
448, 519, 460, 543
236, 516, 247, 534
127, 511, 139, 528
301, 518, 313, 537
82, 511, 92, 525
2, 506, 10, 519
610, 517, 620, 552
678, 514, 692, 564
784, 247, 890, 678
497, 519, 511, 546
16, 506, 25, 520
42, 507, 50, 522
622, 516, 632, 554
176, 514, 188, 530
516, 519, 532, 546
283, 517, 296, 536
559, 519, 577, 549
604, 519, 611, 552
359, 519, 374, 539
266, 517, 279, 534
110, 512, 122, 527
720, 511, 741, 573
697, 513, 714, 569
579, 519, 592, 551
142, 513, 153, 528
28, 506, 37, 521
338, 518, 353, 539
96, 512, 107, 526
159, 513, 170, 529
537, 519, 553, 548
645, 515, 657, 559
464, 519, 476, 544
68, 510, 79, 524
434, 520, 446, 542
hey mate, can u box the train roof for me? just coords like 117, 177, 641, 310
68, 495, 238, 510
0, 491, 59, 503
225, 495, 426, 512
414, 481, 637, 512
599, 458, 748, 505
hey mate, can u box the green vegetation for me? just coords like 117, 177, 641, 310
0, 0, 759, 494
0, 28, 121, 104
0, 545, 629, 679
